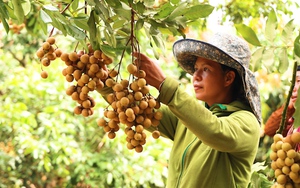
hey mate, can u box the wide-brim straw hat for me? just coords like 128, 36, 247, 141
173, 32, 261, 124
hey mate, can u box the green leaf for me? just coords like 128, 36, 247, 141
294, 33, 300, 58
278, 48, 289, 73
135, 19, 144, 30
40, 9, 52, 23
167, 2, 188, 21
67, 25, 86, 40
100, 44, 116, 58
112, 19, 127, 30
43, 5, 59, 12
251, 47, 264, 71
0, 0, 9, 33
153, 2, 174, 19
265, 7, 277, 43
235, 23, 261, 46
88, 10, 97, 50
12, 0, 24, 24
282, 19, 295, 44
71, 17, 89, 31
184, 4, 214, 20
262, 47, 275, 67
71, 0, 80, 11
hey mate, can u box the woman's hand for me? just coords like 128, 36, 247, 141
133, 52, 166, 90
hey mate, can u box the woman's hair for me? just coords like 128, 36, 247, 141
220, 64, 244, 101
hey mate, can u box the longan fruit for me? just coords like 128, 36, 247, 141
42, 42, 51, 50
89, 55, 98, 64
151, 118, 160, 127
139, 100, 148, 110
291, 132, 300, 144
66, 85, 76, 95
127, 63, 137, 74
104, 57, 113, 65
80, 54, 90, 64
82, 100, 91, 108
154, 111, 163, 120
87, 80, 96, 90
291, 163, 300, 173
81, 108, 90, 117
74, 106, 82, 115
46, 37, 55, 45
285, 157, 294, 166
270, 151, 278, 161
81, 74, 90, 84
135, 124, 144, 133
90, 64, 100, 73
106, 110, 117, 119
137, 78, 147, 87
108, 131, 116, 139
276, 174, 287, 184
125, 108, 134, 117
54, 48, 62, 57
135, 70, 146, 78
148, 98, 157, 108
71, 92, 79, 101
47, 53, 56, 61
134, 133, 142, 140
113, 83, 123, 92
36, 48, 45, 59
127, 142, 134, 150
109, 69, 118, 78
126, 129, 135, 139
40, 70, 48, 79
94, 50, 102, 59
121, 79, 129, 88
135, 145, 143, 153
69, 52, 79, 62
152, 130, 160, 139
108, 120, 118, 129
287, 149, 297, 159
143, 118, 152, 128
120, 97, 130, 107
60, 52, 70, 62
282, 166, 290, 175
277, 149, 286, 160
105, 78, 115, 87
130, 81, 139, 91
65, 74, 74, 82
41, 58, 50, 66
134, 91, 143, 101
97, 118, 107, 127
282, 142, 292, 152
274, 134, 283, 142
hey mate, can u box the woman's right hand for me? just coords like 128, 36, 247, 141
133, 52, 166, 90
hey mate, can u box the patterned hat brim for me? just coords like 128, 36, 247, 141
173, 39, 262, 124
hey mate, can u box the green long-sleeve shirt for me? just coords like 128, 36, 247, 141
97, 77, 260, 188
156, 77, 260, 188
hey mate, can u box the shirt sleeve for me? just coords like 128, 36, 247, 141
264, 104, 295, 137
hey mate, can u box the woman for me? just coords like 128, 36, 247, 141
264, 65, 300, 137
99, 32, 261, 188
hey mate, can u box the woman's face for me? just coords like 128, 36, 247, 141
291, 71, 300, 105
192, 57, 234, 106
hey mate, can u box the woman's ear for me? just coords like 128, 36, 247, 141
224, 71, 235, 87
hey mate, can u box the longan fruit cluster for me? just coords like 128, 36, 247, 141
97, 63, 162, 153
36, 37, 62, 79
270, 132, 300, 188
61, 46, 113, 117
